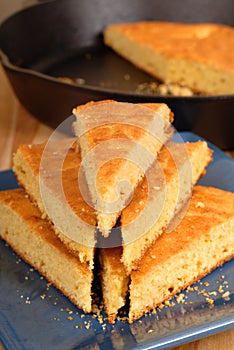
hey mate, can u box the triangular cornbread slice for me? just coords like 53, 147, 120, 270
13, 139, 96, 269
129, 186, 234, 323
104, 22, 234, 95
99, 140, 212, 322
73, 100, 174, 236
121, 140, 213, 274
0, 188, 93, 313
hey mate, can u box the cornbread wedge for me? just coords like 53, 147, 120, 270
104, 22, 234, 95
13, 139, 96, 269
0, 188, 93, 313
121, 140, 213, 274
98, 140, 212, 322
129, 186, 234, 323
73, 100, 174, 236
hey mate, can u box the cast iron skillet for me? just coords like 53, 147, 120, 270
0, 0, 234, 148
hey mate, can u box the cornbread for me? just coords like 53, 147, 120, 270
13, 139, 96, 269
98, 140, 212, 322
104, 22, 234, 95
73, 100, 174, 236
99, 246, 129, 323
0, 188, 93, 313
129, 186, 234, 323
2, 97, 232, 327
121, 140, 213, 274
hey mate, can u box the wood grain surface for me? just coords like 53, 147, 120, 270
0, 64, 233, 350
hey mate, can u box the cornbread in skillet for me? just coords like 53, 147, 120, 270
73, 100, 174, 236
121, 140, 213, 274
0, 188, 93, 313
13, 139, 96, 269
129, 186, 234, 323
104, 22, 234, 95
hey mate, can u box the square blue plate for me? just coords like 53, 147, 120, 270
0, 132, 234, 350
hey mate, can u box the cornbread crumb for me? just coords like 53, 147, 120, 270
206, 297, 214, 305
222, 291, 230, 300
164, 300, 175, 307
195, 201, 205, 208
218, 285, 224, 294
209, 291, 217, 296
25, 297, 31, 305
176, 294, 185, 304
135, 81, 195, 96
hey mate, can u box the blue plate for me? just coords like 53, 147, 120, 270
0, 132, 234, 350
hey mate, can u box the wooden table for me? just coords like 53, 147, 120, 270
0, 64, 233, 350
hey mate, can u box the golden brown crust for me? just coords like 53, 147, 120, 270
73, 99, 174, 123
73, 100, 173, 167
14, 138, 80, 176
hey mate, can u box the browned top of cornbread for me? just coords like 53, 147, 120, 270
73, 100, 174, 188
15, 139, 96, 226
73, 100, 173, 157
73, 100, 173, 132
134, 185, 234, 280
73, 100, 173, 196
16, 138, 80, 176
104, 22, 234, 72
121, 141, 212, 225
0, 188, 91, 274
